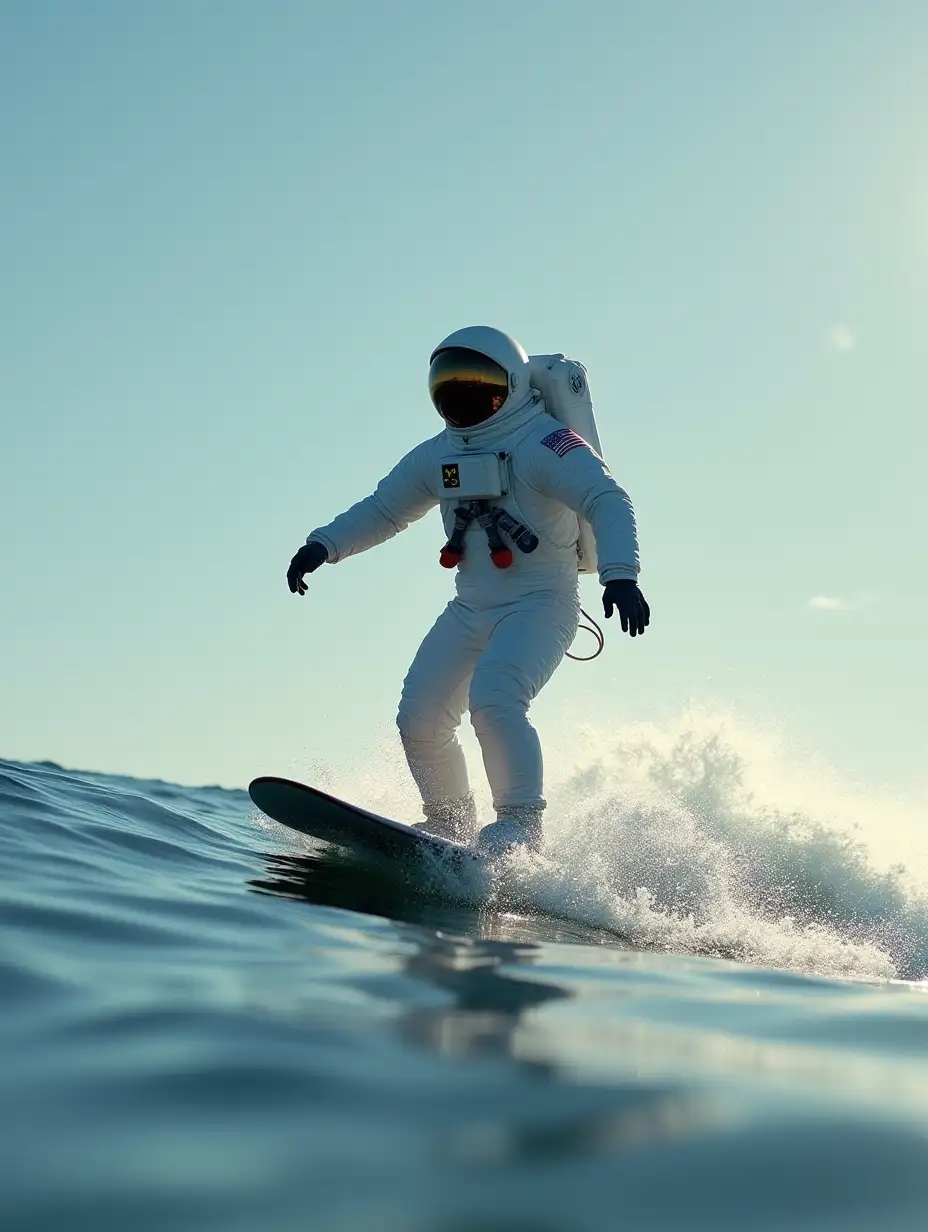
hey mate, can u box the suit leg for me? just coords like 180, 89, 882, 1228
397, 601, 486, 828
468, 595, 579, 812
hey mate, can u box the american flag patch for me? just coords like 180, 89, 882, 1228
540, 427, 588, 457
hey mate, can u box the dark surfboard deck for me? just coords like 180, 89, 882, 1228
248, 776, 478, 866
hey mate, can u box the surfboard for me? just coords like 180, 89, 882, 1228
248, 776, 478, 866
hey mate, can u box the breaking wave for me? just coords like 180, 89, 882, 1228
309, 712, 928, 983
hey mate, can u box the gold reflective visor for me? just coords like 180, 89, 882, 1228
429, 347, 509, 428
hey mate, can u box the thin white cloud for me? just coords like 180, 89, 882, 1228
808, 595, 850, 612
827, 324, 856, 352
808, 592, 877, 613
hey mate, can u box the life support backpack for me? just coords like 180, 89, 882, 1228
528, 354, 604, 574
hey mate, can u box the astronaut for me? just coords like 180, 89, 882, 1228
286, 326, 649, 856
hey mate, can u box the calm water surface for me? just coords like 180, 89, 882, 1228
2, 756, 928, 1231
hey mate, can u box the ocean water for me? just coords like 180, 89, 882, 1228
3, 719, 928, 1231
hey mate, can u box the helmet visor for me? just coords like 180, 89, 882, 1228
429, 348, 509, 428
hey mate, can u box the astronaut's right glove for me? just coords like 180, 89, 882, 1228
287, 541, 328, 595
602, 580, 650, 637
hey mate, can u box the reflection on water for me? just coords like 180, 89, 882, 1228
249, 846, 722, 1171
252, 847, 597, 1070
250, 846, 618, 946
399, 930, 568, 1066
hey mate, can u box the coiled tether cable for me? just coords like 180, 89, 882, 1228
566, 607, 605, 662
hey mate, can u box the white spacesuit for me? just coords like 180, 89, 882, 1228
290, 326, 646, 855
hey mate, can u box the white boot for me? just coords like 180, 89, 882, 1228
413, 794, 479, 846
477, 805, 544, 857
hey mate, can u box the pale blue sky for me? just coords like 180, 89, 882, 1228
2, 1, 925, 793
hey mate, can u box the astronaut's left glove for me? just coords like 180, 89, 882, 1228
602, 580, 650, 637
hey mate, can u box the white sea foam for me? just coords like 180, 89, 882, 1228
304, 710, 928, 982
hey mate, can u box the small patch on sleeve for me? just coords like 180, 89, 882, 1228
540, 427, 588, 458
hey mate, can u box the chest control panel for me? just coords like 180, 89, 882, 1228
438, 452, 509, 500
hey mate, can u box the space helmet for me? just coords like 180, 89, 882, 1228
428, 326, 530, 428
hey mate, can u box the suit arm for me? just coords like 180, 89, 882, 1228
307, 444, 438, 563
529, 436, 641, 584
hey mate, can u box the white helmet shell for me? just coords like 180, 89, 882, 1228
430, 326, 531, 414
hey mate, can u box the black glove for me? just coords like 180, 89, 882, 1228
287, 541, 328, 595
602, 580, 650, 637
